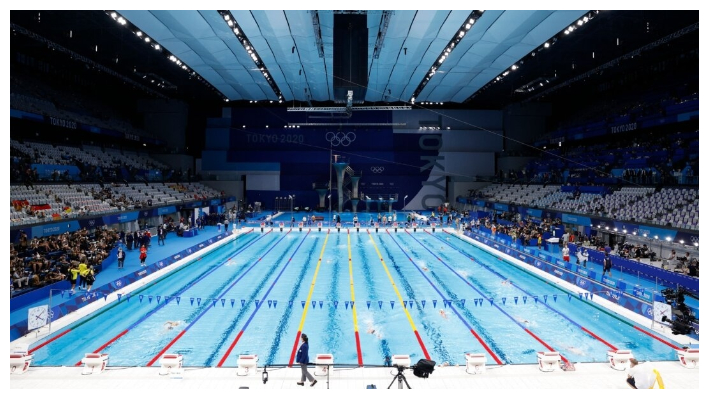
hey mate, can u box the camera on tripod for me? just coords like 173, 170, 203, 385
660, 288, 696, 335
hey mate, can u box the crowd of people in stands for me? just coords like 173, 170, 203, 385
465, 210, 698, 278
466, 211, 570, 248
10, 227, 120, 294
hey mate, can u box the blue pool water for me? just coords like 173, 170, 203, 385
29, 229, 687, 367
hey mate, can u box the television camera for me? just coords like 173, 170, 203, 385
660, 288, 696, 335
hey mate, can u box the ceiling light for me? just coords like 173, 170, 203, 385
136, 31, 143, 37
544, 42, 550, 48
568, 26, 574, 32
110, 12, 117, 19
577, 20, 583, 26
583, 16, 589, 23
224, 14, 230, 21
117, 17, 126, 25
469, 18, 474, 24
458, 31, 465, 38
242, 125, 246, 128
564, 29, 569, 35
465, 23, 471, 30
233, 28, 239, 34
511, 65, 517, 70
169, 55, 176, 62
154, 44, 160, 50
144, 37, 151, 43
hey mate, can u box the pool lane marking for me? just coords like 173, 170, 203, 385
347, 231, 364, 366
28, 329, 71, 355
367, 229, 431, 360
633, 326, 682, 350
217, 231, 312, 367
72, 229, 267, 365
440, 230, 681, 350
403, 230, 570, 365
145, 231, 291, 366
287, 232, 331, 366
386, 231, 502, 364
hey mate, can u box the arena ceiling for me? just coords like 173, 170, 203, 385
10, 10, 699, 108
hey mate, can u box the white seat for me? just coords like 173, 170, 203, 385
537, 351, 561, 372
314, 353, 334, 376
607, 349, 634, 371
10, 353, 33, 374
676, 348, 699, 369
81, 353, 109, 375
236, 354, 258, 376
391, 354, 411, 368
465, 353, 486, 374
158, 354, 183, 376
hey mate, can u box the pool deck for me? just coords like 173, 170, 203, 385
9, 361, 699, 390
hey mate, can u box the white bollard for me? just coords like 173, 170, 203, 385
465, 353, 487, 374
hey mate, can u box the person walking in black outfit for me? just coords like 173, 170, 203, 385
126, 232, 133, 250
157, 225, 165, 246
295, 333, 317, 387
602, 255, 613, 278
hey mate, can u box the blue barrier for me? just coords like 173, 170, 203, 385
567, 243, 698, 296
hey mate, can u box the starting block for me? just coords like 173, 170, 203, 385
677, 348, 699, 369
391, 354, 410, 368
314, 354, 334, 376
81, 353, 109, 375
159, 354, 184, 376
236, 354, 258, 376
465, 353, 487, 374
537, 351, 561, 372
10, 353, 33, 375
607, 349, 633, 371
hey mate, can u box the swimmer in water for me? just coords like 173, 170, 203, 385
366, 327, 382, 339
566, 346, 586, 356
501, 279, 512, 285
439, 309, 448, 319
422, 266, 429, 271
164, 321, 181, 330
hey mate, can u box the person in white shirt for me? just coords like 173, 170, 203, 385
562, 244, 570, 262
626, 358, 658, 389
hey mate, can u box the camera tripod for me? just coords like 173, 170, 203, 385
387, 366, 411, 389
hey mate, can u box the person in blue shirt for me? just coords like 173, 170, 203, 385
295, 333, 317, 387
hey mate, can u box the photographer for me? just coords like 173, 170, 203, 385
626, 358, 660, 389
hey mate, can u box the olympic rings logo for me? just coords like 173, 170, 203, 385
326, 131, 356, 147
371, 166, 385, 173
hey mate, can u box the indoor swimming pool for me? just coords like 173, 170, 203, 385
28, 228, 687, 368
